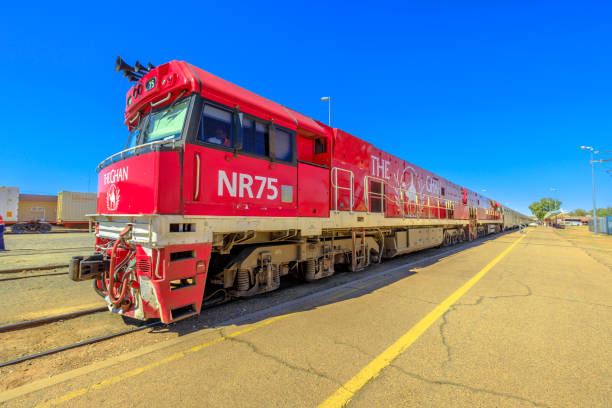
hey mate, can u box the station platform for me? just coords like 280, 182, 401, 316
2, 227, 611, 407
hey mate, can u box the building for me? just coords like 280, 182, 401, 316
564, 216, 591, 226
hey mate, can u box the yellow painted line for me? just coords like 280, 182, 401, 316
35, 313, 294, 408
33, 279, 384, 408
318, 233, 526, 408
27, 232, 520, 407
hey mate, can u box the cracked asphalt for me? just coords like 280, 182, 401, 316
4, 227, 612, 407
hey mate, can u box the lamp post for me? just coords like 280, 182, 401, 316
321, 96, 331, 127
580, 146, 597, 235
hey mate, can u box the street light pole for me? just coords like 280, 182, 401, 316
320, 96, 331, 127
591, 149, 597, 235
581, 146, 597, 235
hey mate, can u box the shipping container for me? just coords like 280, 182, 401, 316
18, 194, 57, 222
0, 187, 19, 221
57, 191, 97, 225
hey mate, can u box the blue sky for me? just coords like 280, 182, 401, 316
1, 1, 611, 215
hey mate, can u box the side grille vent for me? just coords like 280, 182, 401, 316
137, 259, 151, 275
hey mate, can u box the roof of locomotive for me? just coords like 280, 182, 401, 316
122, 60, 516, 213
123, 60, 329, 138
188, 63, 328, 137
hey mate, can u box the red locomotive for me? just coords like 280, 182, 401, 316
70, 57, 529, 323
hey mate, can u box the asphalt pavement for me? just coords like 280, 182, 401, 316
2, 227, 611, 408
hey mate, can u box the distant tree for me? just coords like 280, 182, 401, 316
529, 198, 562, 221
597, 207, 612, 217
571, 208, 588, 216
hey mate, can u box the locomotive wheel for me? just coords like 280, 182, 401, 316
442, 231, 451, 247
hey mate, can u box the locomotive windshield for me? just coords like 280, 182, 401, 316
125, 98, 190, 148
143, 99, 190, 143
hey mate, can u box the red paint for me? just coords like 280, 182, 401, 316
329, 128, 500, 220
148, 243, 211, 323
183, 145, 298, 217
115, 243, 211, 323
124, 61, 200, 129
297, 162, 330, 217
97, 151, 181, 214
118, 60, 501, 223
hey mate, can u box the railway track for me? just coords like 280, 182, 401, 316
0, 295, 231, 369
0, 264, 70, 281
0, 264, 69, 274
0, 247, 92, 261
0, 307, 107, 333
0, 320, 162, 369
0, 305, 160, 369
1, 246, 91, 254
0, 271, 68, 282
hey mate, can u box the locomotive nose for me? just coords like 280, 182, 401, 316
97, 151, 182, 215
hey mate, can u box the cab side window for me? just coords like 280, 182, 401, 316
273, 128, 293, 162
242, 119, 269, 156
195, 101, 295, 163
314, 138, 326, 154
199, 105, 233, 148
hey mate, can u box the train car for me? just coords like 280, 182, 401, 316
57, 191, 97, 228
70, 58, 528, 323
501, 206, 531, 229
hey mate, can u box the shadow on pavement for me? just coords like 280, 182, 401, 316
143, 229, 524, 338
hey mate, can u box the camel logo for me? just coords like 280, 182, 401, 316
400, 166, 418, 194
107, 184, 120, 211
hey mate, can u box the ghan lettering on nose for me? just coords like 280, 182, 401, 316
103, 167, 129, 185
218, 170, 278, 200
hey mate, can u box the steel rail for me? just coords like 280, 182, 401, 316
0, 307, 107, 333
0, 264, 69, 274
0, 321, 162, 369
0, 271, 68, 282
2, 246, 92, 254
0, 296, 231, 368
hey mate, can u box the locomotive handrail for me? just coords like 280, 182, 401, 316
194, 153, 201, 200
150, 92, 172, 107
363, 176, 434, 217
128, 111, 140, 124
363, 175, 387, 213
97, 138, 179, 171
330, 167, 354, 212
392, 185, 460, 220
